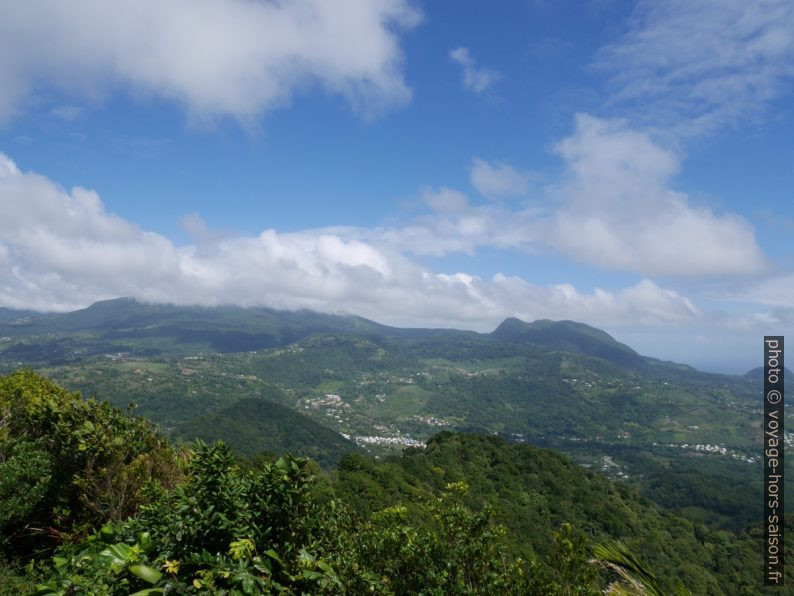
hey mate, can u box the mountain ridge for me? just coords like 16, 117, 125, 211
1, 297, 785, 534
490, 317, 647, 370
0, 297, 716, 377
743, 365, 794, 380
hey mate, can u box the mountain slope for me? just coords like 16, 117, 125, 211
3, 299, 781, 534
1, 370, 783, 593
0, 298, 404, 362
334, 432, 777, 594
491, 318, 647, 369
1, 297, 387, 340
0, 299, 729, 381
743, 365, 794, 381
174, 397, 359, 468
0, 307, 42, 324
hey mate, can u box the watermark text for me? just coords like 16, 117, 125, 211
765, 336, 784, 586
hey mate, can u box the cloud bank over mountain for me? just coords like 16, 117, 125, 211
0, 151, 702, 331
0, 142, 779, 350
0, 0, 791, 373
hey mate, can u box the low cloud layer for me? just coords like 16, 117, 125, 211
0, 152, 702, 331
0, 109, 768, 329
0, 0, 420, 124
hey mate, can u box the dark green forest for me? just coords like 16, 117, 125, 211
1, 302, 791, 593
1, 370, 790, 594
173, 397, 360, 468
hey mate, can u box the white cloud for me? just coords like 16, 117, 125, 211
0, 0, 420, 124
354, 115, 766, 278
178, 212, 233, 244
420, 186, 469, 213
595, 0, 794, 136
470, 158, 533, 199
180, 212, 213, 242
367, 199, 538, 257
544, 114, 767, 276
487, 276, 699, 327
0, 152, 704, 331
449, 47, 499, 94
728, 272, 794, 308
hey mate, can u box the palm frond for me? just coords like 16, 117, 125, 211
592, 541, 691, 596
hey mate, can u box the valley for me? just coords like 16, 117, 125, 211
0, 298, 787, 532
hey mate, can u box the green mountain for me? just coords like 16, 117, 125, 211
743, 365, 794, 381
1, 299, 784, 534
334, 432, 778, 594
0, 307, 40, 324
0, 297, 389, 355
174, 396, 359, 468
491, 317, 647, 370
0, 299, 752, 386
2, 371, 783, 593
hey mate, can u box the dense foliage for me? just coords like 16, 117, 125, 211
0, 369, 789, 594
0, 370, 179, 560
333, 432, 781, 594
0, 372, 712, 594
35, 442, 598, 595
3, 299, 784, 536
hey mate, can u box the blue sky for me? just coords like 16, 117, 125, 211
0, 0, 792, 373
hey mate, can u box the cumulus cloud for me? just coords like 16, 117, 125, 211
0, 0, 420, 124
354, 116, 766, 278
595, 0, 794, 136
449, 47, 499, 94
470, 158, 533, 199
368, 197, 539, 257
420, 186, 469, 213
486, 276, 699, 327
0, 152, 703, 331
543, 114, 767, 276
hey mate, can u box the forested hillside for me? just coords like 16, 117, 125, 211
334, 432, 775, 594
5, 0, 792, 592
1, 371, 790, 594
1, 300, 788, 535
174, 396, 359, 467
